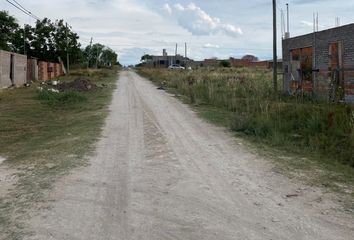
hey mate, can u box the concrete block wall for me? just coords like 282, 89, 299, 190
0, 50, 27, 88
283, 23, 354, 103
0, 50, 12, 88
27, 59, 38, 82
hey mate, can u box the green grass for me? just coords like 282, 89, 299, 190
0, 67, 118, 239
37, 90, 87, 106
138, 67, 354, 199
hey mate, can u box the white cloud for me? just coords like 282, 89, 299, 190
173, 3, 185, 11
203, 43, 220, 48
301, 20, 324, 29
163, 3, 172, 14
165, 3, 242, 38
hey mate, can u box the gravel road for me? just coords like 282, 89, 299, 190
28, 70, 354, 240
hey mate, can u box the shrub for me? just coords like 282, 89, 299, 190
37, 90, 87, 106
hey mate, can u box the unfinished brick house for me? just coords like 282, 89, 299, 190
37, 61, 64, 81
283, 23, 354, 103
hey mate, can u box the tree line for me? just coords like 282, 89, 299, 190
0, 11, 119, 68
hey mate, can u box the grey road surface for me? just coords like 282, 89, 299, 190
28, 70, 354, 240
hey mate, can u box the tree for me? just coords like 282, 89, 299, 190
100, 47, 118, 67
141, 54, 152, 62
1, 12, 110, 68
84, 43, 104, 68
242, 54, 259, 62
0, 11, 19, 51
11, 24, 33, 54
10, 18, 82, 65
220, 60, 231, 68
28, 18, 56, 61
52, 20, 82, 65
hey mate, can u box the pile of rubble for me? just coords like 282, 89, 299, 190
55, 78, 98, 92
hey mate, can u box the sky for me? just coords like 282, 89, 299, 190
1, 0, 354, 65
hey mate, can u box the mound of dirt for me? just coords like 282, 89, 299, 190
56, 78, 98, 92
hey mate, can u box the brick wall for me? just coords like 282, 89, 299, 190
38, 61, 64, 81
229, 58, 269, 68
283, 23, 354, 103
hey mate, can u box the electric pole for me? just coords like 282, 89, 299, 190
185, 42, 187, 58
185, 42, 188, 69
88, 37, 93, 69
272, 0, 278, 92
23, 24, 26, 55
175, 43, 178, 65
66, 22, 70, 75
286, 3, 289, 34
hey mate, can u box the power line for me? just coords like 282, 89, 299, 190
12, 0, 40, 19
13, 0, 41, 20
5, 0, 41, 21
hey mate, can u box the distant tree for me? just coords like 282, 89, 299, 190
141, 54, 152, 62
220, 60, 231, 68
242, 54, 259, 62
84, 43, 104, 68
52, 19, 82, 65
0, 11, 19, 51
10, 18, 82, 64
100, 47, 118, 67
11, 24, 33, 54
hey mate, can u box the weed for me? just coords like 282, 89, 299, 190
138, 67, 354, 169
37, 90, 87, 106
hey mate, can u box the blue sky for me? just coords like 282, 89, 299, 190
2, 0, 354, 65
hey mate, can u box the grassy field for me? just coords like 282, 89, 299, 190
0, 68, 118, 239
138, 67, 354, 199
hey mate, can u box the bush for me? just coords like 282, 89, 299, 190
37, 90, 87, 106
220, 60, 231, 68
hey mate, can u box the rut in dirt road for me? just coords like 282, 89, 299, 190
27, 70, 354, 240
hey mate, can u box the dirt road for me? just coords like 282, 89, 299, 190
27, 70, 354, 240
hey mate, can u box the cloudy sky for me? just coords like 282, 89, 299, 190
1, 0, 354, 65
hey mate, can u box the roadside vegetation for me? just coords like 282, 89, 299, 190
0, 67, 118, 239
138, 67, 354, 197
0, 10, 120, 68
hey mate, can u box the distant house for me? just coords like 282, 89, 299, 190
283, 23, 354, 103
229, 58, 282, 69
145, 49, 191, 68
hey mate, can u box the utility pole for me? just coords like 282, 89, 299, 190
272, 0, 277, 92
23, 24, 26, 55
88, 37, 93, 69
66, 22, 70, 75
175, 43, 178, 65
185, 42, 188, 69
185, 42, 187, 58
286, 3, 289, 34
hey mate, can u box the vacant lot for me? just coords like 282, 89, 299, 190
138, 67, 354, 197
0, 68, 118, 239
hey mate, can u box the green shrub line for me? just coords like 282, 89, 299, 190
138, 68, 354, 168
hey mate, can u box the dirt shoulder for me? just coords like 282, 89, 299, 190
0, 68, 118, 239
